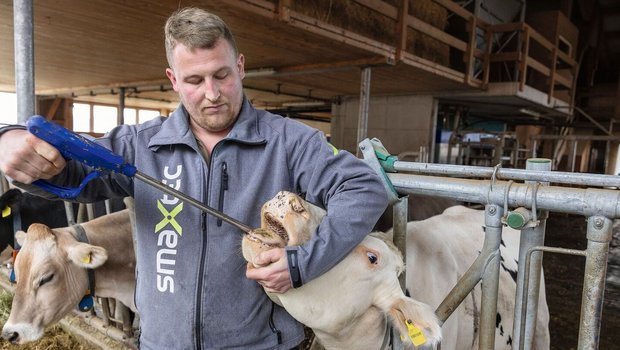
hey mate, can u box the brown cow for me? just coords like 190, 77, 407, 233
1, 208, 135, 344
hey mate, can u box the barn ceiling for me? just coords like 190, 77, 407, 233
0, 0, 619, 125
0, 0, 479, 116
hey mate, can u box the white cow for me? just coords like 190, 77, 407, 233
1, 208, 135, 344
398, 205, 550, 350
242, 191, 442, 349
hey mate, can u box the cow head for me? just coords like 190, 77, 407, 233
242, 191, 441, 349
242, 191, 325, 266
1, 223, 107, 344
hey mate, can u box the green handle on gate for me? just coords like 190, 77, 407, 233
359, 138, 399, 204
370, 138, 399, 173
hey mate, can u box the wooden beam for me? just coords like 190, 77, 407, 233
395, 0, 409, 61
407, 15, 483, 57
36, 78, 171, 96
528, 57, 551, 76
432, 0, 489, 26
287, 10, 395, 56
464, 15, 477, 85
482, 29, 492, 88
553, 72, 572, 88
519, 26, 530, 91
274, 56, 394, 76
488, 22, 524, 34
277, 0, 291, 22
557, 50, 577, 67
490, 52, 521, 62
353, 0, 398, 18
46, 97, 62, 121
548, 48, 558, 103
526, 26, 554, 51
400, 51, 474, 85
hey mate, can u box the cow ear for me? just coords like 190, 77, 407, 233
67, 242, 108, 269
0, 189, 23, 209
388, 297, 442, 348
15, 230, 26, 247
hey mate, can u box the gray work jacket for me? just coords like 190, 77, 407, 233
17, 98, 388, 349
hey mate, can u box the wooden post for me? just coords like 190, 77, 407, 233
548, 47, 558, 103
464, 15, 477, 85
519, 26, 530, 91
395, 0, 409, 61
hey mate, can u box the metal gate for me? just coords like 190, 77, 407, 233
361, 138, 616, 350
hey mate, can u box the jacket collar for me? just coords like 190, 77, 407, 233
148, 96, 266, 150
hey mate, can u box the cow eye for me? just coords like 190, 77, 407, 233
367, 252, 378, 265
39, 274, 54, 287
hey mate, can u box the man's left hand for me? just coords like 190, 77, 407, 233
246, 248, 292, 293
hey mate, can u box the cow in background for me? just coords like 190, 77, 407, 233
1, 204, 136, 344
374, 194, 461, 232
396, 205, 550, 349
0, 189, 72, 262
0, 188, 127, 262
242, 191, 442, 349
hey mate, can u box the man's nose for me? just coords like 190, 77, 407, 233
204, 81, 220, 102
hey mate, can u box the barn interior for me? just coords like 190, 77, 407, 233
1, 0, 620, 349
2, 0, 620, 174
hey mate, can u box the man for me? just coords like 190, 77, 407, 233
0, 7, 388, 349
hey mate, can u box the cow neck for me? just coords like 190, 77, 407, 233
71, 224, 96, 312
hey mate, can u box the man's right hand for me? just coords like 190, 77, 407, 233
0, 129, 66, 184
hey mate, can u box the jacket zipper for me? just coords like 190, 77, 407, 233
217, 162, 228, 227
194, 160, 211, 350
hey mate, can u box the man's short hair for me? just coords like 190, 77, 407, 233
164, 7, 239, 66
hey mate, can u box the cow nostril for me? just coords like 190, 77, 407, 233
6, 331, 19, 344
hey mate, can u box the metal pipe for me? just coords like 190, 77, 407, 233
435, 229, 499, 325
387, 173, 620, 218
135, 171, 253, 233
478, 204, 503, 349
356, 67, 371, 157
391, 161, 620, 188
513, 159, 550, 350
118, 87, 126, 125
577, 215, 612, 350
67, 310, 137, 349
519, 246, 587, 350
13, 0, 35, 124
430, 99, 438, 163
392, 196, 408, 291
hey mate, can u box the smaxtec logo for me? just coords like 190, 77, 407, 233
155, 165, 183, 293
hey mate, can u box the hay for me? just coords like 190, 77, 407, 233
291, 0, 449, 65
0, 290, 97, 350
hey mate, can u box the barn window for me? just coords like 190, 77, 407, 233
93, 105, 118, 133
0, 92, 17, 125
72, 102, 160, 134
73, 103, 91, 132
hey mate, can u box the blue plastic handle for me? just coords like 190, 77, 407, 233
26, 115, 137, 199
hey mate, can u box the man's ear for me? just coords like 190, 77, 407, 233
237, 53, 245, 80
166, 67, 179, 91
67, 242, 108, 269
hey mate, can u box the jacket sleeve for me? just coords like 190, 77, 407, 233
285, 130, 389, 286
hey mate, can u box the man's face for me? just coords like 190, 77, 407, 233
166, 38, 245, 133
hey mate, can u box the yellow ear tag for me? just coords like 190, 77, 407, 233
81, 253, 92, 264
404, 319, 426, 346
2, 206, 11, 218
